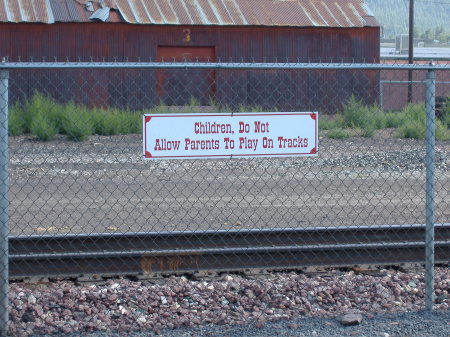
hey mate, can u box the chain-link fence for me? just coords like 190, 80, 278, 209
0, 60, 449, 335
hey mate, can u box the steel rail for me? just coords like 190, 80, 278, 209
8, 224, 450, 279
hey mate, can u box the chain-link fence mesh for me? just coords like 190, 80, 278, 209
6, 62, 449, 233
0, 60, 449, 332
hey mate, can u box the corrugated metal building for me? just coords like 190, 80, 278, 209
0, 0, 380, 111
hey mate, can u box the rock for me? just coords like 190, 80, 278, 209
339, 313, 363, 326
435, 294, 448, 304
21, 310, 35, 323
73, 311, 85, 320
245, 289, 255, 299
108, 294, 118, 302
110, 283, 120, 290
27, 295, 37, 305
408, 281, 417, 288
119, 305, 127, 315
255, 320, 265, 328
62, 309, 72, 317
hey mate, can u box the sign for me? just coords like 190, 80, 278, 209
143, 112, 318, 160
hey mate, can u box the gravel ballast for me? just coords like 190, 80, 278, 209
8, 267, 450, 336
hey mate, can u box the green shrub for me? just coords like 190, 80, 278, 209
369, 105, 388, 130
436, 121, 450, 141
443, 98, 450, 129
383, 111, 407, 128
127, 111, 143, 133
8, 103, 25, 136
319, 116, 336, 130
359, 127, 376, 138
342, 96, 373, 129
92, 108, 121, 135
340, 96, 385, 137
24, 92, 63, 133
30, 111, 58, 141
327, 128, 350, 139
91, 108, 141, 135
62, 103, 94, 141
396, 120, 423, 139
396, 104, 426, 139
444, 112, 450, 130
147, 104, 171, 114
397, 102, 450, 141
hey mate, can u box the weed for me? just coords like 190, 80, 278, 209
318, 116, 335, 130
25, 92, 63, 133
8, 103, 25, 136
62, 103, 94, 141
327, 128, 350, 139
436, 121, 450, 141
30, 111, 58, 141
383, 111, 406, 128
342, 96, 374, 130
396, 104, 426, 139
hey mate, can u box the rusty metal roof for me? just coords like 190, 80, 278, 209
0, 0, 379, 27
0, 0, 54, 23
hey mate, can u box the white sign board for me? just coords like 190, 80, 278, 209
143, 112, 318, 160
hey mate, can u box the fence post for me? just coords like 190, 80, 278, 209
0, 68, 9, 336
425, 65, 436, 311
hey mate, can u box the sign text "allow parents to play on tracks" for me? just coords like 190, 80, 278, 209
143, 112, 318, 159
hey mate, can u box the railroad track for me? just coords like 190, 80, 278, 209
9, 224, 450, 279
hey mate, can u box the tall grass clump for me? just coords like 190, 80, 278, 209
444, 112, 450, 130
25, 92, 63, 134
444, 97, 450, 129
396, 103, 427, 139
341, 96, 374, 129
30, 111, 58, 141
327, 128, 351, 139
92, 108, 141, 135
383, 110, 407, 128
62, 103, 94, 141
318, 116, 335, 130
339, 96, 388, 136
8, 102, 26, 136
396, 103, 450, 140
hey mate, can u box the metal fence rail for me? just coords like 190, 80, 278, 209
0, 61, 449, 335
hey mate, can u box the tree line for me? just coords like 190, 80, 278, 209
366, 0, 450, 41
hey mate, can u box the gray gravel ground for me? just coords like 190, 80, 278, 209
81, 310, 450, 337
8, 131, 450, 235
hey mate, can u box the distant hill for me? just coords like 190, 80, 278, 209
366, 0, 450, 40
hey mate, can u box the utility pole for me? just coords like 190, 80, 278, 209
408, 0, 414, 103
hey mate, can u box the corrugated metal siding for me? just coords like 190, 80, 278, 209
0, 22, 380, 62
0, 0, 379, 27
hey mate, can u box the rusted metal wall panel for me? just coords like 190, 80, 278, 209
1, 0, 379, 27
0, 23, 380, 62
1, 22, 380, 113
